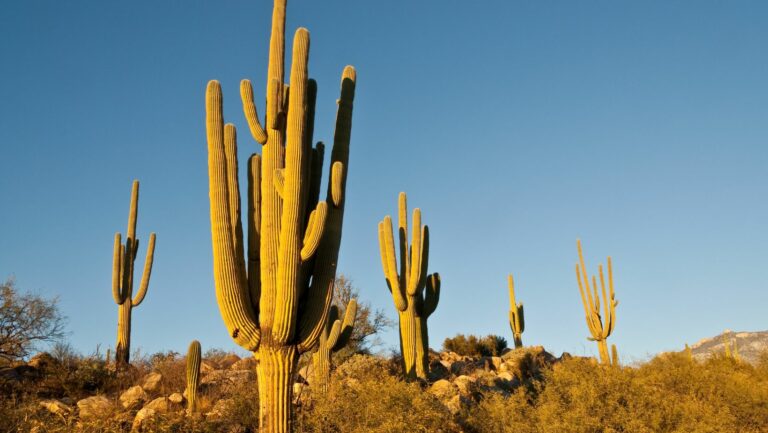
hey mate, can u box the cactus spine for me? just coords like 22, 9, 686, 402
186, 340, 201, 415
575, 239, 617, 365
205, 0, 356, 430
111, 180, 156, 367
378, 192, 440, 380
507, 274, 525, 348
311, 299, 357, 393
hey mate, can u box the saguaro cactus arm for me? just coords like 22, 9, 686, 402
206, 81, 261, 352
422, 273, 440, 317
331, 299, 358, 351
132, 233, 156, 307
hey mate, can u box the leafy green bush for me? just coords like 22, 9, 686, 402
443, 334, 508, 357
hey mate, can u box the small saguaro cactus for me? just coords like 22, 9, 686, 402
378, 192, 440, 380
311, 299, 357, 393
610, 343, 619, 366
111, 180, 156, 367
205, 0, 356, 430
575, 239, 617, 365
186, 340, 201, 415
507, 274, 525, 348
685, 343, 694, 362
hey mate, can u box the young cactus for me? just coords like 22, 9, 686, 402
685, 343, 694, 362
186, 340, 201, 415
111, 180, 156, 367
205, 0, 356, 430
611, 344, 619, 367
575, 239, 617, 365
311, 299, 357, 393
378, 192, 440, 380
507, 274, 525, 349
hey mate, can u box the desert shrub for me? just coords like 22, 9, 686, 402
465, 388, 538, 433
443, 334, 508, 357
297, 354, 461, 433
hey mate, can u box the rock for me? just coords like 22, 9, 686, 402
168, 392, 184, 405
131, 408, 156, 431
445, 394, 474, 415
428, 379, 458, 401
141, 372, 163, 393
143, 397, 169, 413
230, 356, 257, 371
293, 382, 309, 404
201, 369, 255, 389
77, 396, 113, 420
218, 354, 241, 369
453, 375, 477, 396
205, 398, 235, 420
427, 359, 450, 381
487, 356, 502, 371
120, 385, 149, 410
39, 399, 73, 417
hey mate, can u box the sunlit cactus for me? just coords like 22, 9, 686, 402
111, 180, 156, 367
611, 343, 619, 366
507, 274, 525, 348
575, 239, 617, 365
186, 340, 201, 415
204, 0, 356, 430
685, 343, 694, 362
311, 299, 357, 393
378, 192, 440, 380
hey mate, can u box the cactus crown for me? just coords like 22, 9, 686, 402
205, 0, 356, 355
378, 192, 440, 316
111, 180, 156, 308
575, 239, 617, 343
507, 274, 525, 337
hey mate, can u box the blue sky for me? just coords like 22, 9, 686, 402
1, 0, 766, 363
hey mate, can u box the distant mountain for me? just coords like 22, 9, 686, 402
687, 330, 768, 364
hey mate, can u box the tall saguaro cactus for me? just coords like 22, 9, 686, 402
378, 192, 440, 380
575, 239, 617, 365
111, 180, 156, 367
311, 299, 357, 393
186, 340, 201, 415
507, 274, 525, 349
205, 0, 356, 431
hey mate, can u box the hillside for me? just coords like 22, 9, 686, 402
688, 330, 768, 364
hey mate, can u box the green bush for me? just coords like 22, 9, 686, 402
443, 334, 508, 357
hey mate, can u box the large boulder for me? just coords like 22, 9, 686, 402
168, 392, 185, 405
143, 397, 170, 414
141, 372, 163, 393
77, 396, 114, 420
131, 407, 156, 432
120, 385, 149, 410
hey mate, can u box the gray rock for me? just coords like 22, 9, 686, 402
131, 407, 156, 432
77, 396, 113, 420
120, 385, 149, 410
141, 372, 163, 393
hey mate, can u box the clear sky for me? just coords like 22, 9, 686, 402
1, 0, 766, 363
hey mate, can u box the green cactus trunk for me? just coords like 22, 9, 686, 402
257, 345, 298, 433
398, 302, 418, 379
115, 301, 132, 365
186, 340, 201, 414
597, 340, 610, 365
414, 312, 430, 379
